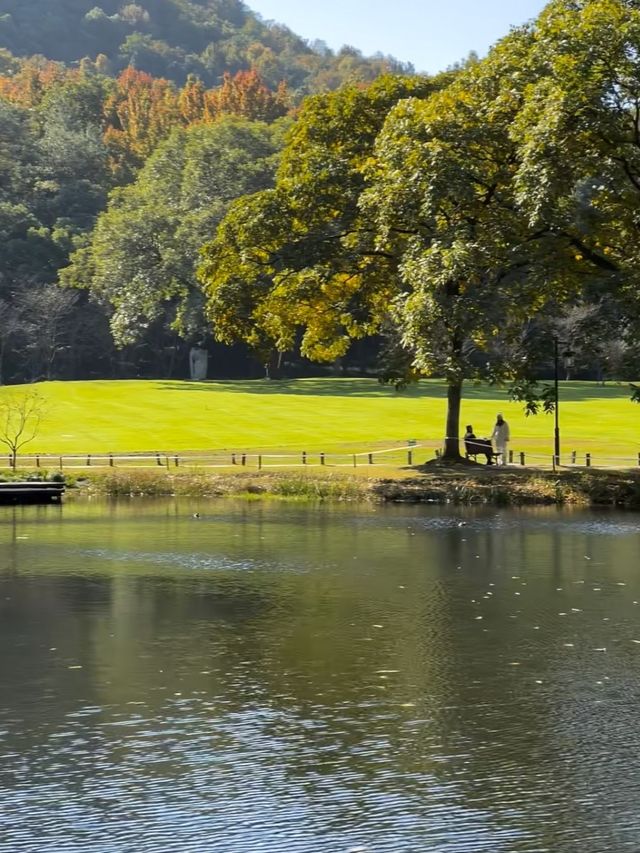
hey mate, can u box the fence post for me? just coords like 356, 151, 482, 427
232, 453, 237, 465
174, 455, 179, 467
109, 453, 114, 467
156, 452, 162, 466
36, 455, 40, 468
571, 451, 577, 465
353, 454, 357, 468
368, 453, 373, 465
302, 451, 307, 465
407, 450, 413, 466
320, 452, 325, 466
241, 454, 246, 467
509, 450, 513, 464
258, 454, 262, 470
520, 452, 525, 466
586, 453, 591, 467
87, 454, 91, 466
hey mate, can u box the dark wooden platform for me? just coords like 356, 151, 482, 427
0, 481, 65, 505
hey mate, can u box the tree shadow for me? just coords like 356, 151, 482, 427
155, 378, 449, 398
156, 378, 635, 402
540, 382, 634, 402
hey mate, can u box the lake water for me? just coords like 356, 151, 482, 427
1, 499, 640, 853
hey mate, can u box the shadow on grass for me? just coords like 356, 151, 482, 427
156, 378, 444, 398
155, 378, 637, 402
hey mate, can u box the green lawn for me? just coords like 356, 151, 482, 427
1, 378, 639, 466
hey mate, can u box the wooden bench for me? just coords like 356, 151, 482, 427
464, 438, 501, 465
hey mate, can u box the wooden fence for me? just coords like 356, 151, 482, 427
0, 442, 432, 471
3, 443, 640, 471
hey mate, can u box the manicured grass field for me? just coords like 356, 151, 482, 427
1, 378, 639, 465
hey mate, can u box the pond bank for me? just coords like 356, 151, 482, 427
50, 464, 640, 508
372, 465, 640, 507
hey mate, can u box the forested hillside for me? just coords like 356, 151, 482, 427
0, 0, 417, 385
0, 55, 300, 382
0, 0, 412, 91
8, 0, 629, 411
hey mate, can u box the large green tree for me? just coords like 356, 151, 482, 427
512, 0, 638, 330
359, 34, 593, 458
62, 115, 284, 347
200, 50, 597, 457
199, 75, 442, 367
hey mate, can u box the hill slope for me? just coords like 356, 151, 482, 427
0, 0, 412, 90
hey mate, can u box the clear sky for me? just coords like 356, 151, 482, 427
247, 0, 549, 74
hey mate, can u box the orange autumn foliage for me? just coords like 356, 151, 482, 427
103, 68, 180, 171
204, 69, 289, 123
0, 58, 291, 178
0, 59, 71, 107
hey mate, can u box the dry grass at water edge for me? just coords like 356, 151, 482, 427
365, 459, 640, 507
76, 468, 371, 502
62, 464, 640, 507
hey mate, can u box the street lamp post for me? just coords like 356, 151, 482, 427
553, 339, 574, 467
554, 339, 560, 466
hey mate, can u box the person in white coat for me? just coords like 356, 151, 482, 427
491, 413, 510, 465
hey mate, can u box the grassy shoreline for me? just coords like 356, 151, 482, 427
26, 464, 640, 508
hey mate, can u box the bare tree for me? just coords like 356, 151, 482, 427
16, 285, 78, 381
553, 299, 624, 381
0, 391, 46, 469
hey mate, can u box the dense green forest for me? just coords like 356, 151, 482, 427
0, 0, 414, 384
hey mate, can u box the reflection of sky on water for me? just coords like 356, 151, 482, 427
76, 548, 294, 574
348, 510, 640, 537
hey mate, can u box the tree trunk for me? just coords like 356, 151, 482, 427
167, 336, 180, 378
443, 378, 463, 460
46, 343, 57, 381
264, 349, 283, 380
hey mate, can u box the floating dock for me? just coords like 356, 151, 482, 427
0, 482, 65, 505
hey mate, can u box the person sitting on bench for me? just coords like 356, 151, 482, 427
464, 425, 495, 464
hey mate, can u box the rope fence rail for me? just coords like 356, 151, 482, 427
0, 442, 437, 472
3, 440, 640, 472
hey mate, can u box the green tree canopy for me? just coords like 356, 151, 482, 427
62, 115, 284, 346
200, 17, 628, 458
199, 75, 442, 362
512, 0, 637, 324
